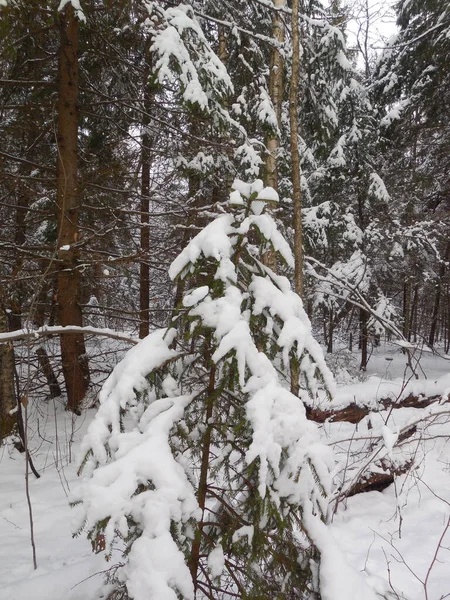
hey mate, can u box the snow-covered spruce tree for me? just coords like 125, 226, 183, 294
74, 180, 343, 600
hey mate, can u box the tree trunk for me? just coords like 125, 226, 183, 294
411, 284, 419, 343
139, 46, 152, 339
36, 347, 62, 399
327, 310, 334, 354
446, 286, 450, 354
359, 308, 368, 370
189, 352, 216, 592
262, 0, 286, 273
429, 241, 450, 348
265, 0, 286, 191
403, 279, 411, 340
56, 4, 89, 413
289, 0, 303, 298
9, 155, 30, 331
0, 304, 16, 442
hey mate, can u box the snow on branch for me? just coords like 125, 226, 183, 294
74, 180, 360, 599
0, 325, 138, 346
58, 0, 86, 22
146, 4, 232, 111
306, 254, 404, 340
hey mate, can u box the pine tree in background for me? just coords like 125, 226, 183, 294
375, 0, 450, 348
74, 181, 337, 600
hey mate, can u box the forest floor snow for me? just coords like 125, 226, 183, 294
1, 342, 449, 600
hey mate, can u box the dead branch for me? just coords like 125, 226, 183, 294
306, 392, 450, 424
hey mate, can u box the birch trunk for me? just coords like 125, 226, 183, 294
265, 0, 286, 191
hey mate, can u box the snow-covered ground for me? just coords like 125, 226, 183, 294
326, 344, 450, 600
1, 342, 449, 600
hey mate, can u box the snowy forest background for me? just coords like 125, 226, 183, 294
1, 0, 450, 599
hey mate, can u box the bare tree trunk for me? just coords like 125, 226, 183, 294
403, 279, 411, 340
327, 310, 334, 354
36, 347, 62, 398
265, 0, 286, 191
289, 0, 303, 298
189, 351, 216, 592
359, 308, 368, 371
287, 0, 304, 396
410, 284, 419, 342
429, 241, 450, 348
0, 303, 16, 442
56, 4, 89, 413
446, 286, 450, 354
263, 0, 286, 274
139, 47, 152, 339
9, 156, 30, 331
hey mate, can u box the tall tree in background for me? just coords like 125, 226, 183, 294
375, 0, 450, 348
3, 0, 449, 418
139, 42, 153, 339
0, 297, 16, 442
289, 0, 303, 297
56, 2, 89, 412
265, 0, 286, 191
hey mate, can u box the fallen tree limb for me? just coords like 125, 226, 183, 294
0, 325, 139, 346
346, 459, 414, 498
306, 392, 450, 424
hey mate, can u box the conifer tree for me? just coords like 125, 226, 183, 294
374, 0, 450, 346
74, 180, 337, 600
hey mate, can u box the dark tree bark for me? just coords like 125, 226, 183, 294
429, 241, 450, 348
411, 284, 419, 343
359, 307, 368, 371
403, 279, 411, 340
0, 303, 16, 442
139, 46, 152, 339
36, 347, 62, 398
56, 3, 89, 413
289, 0, 303, 298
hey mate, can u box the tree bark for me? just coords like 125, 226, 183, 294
289, 0, 303, 298
262, 0, 286, 273
189, 354, 216, 592
9, 153, 31, 331
139, 46, 152, 339
410, 284, 419, 342
359, 307, 368, 370
429, 241, 450, 348
56, 3, 89, 413
36, 347, 62, 398
403, 279, 411, 340
0, 303, 16, 442
265, 0, 286, 191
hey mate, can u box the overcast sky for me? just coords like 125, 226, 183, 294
344, 0, 398, 70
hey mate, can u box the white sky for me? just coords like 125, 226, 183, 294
344, 0, 398, 67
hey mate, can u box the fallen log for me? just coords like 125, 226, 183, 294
306, 392, 450, 424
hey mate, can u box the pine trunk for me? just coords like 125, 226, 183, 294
429, 241, 450, 348
403, 279, 411, 339
359, 308, 368, 371
139, 48, 152, 339
36, 347, 62, 399
0, 304, 16, 442
289, 0, 303, 298
56, 4, 89, 413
